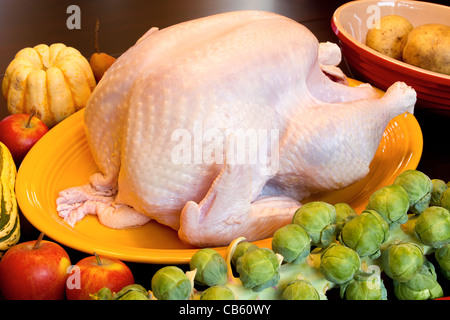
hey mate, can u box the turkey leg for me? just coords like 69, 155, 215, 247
178, 161, 300, 247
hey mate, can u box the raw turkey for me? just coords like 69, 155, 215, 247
56, 11, 416, 247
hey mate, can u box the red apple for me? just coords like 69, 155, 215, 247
0, 233, 71, 300
0, 113, 49, 165
66, 253, 135, 300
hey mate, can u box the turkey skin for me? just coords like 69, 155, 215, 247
56, 11, 416, 247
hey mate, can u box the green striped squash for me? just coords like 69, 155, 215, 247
0, 142, 20, 257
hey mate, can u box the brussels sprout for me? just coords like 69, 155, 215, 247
440, 188, 450, 211
292, 201, 337, 248
282, 279, 320, 300
319, 243, 360, 284
393, 170, 432, 214
200, 285, 236, 300
339, 210, 389, 259
114, 284, 150, 300
340, 269, 387, 300
272, 224, 311, 264
393, 261, 443, 300
90, 287, 113, 300
381, 241, 424, 282
91, 285, 150, 300
236, 247, 281, 292
414, 206, 450, 248
190, 248, 227, 286
334, 203, 357, 234
231, 241, 258, 267
366, 184, 409, 226
430, 179, 448, 206
435, 243, 450, 279
116, 290, 149, 300
151, 266, 192, 300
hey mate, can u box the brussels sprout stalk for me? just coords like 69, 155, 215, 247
277, 248, 333, 299
383, 217, 433, 255
221, 237, 333, 300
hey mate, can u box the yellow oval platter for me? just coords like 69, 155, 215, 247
15, 79, 423, 264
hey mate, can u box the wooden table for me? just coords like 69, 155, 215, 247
1, 0, 449, 301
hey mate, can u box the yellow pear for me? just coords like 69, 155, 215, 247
89, 18, 116, 82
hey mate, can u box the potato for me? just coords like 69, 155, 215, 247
402, 23, 450, 75
366, 15, 413, 60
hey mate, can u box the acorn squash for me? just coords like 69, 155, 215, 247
2, 43, 96, 127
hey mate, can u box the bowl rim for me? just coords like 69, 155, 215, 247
332, 0, 450, 82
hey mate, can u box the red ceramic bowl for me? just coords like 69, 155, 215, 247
332, 0, 450, 112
